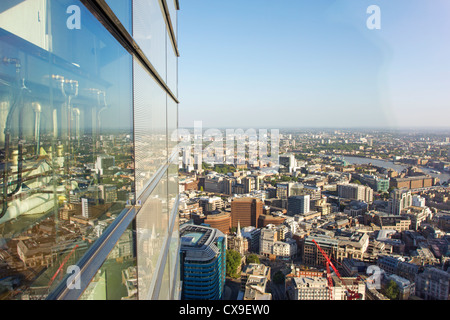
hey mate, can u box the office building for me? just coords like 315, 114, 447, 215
279, 154, 296, 174
95, 155, 115, 176
388, 188, 412, 215
202, 210, 232, 235
390, 176, 435, 190
400, 206, 430, 230
240, 263, 270, 292
343, 200, 368, 217
415, 267, 450, 300
302, 235, 338, 268
231, 197, 263, 229
315, 198, 332, 216
241, 226, 261, 253
384, 274, 415, 300
240, 263, 271, 300
179, 224, 227, 300
276, 182, 294, 200
368, 212, 411, 232
288, 276, 329, 300
259, 225, 278, 257
331, 275, 366, 300
199, 196, 224, 213
357, 174, 390, 193
288, 195, 310, 216
259, 224, 297, 259
1, 0, 180, 300
412, 195, 426, 207
337, 183, 373, 204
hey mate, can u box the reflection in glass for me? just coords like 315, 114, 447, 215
133, 61, 167, 196
80, 222, 137, 300
0, 0, 133, 299
105, 0, 132, 33
166, 17, 178, 96
133, 0, 167, 80
136, 175, 168, 300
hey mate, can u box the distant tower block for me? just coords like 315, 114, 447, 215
81, 198, 89, 218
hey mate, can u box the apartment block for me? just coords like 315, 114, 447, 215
337, 183, 373, 204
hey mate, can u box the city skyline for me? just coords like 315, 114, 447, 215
179, 0, 450, 129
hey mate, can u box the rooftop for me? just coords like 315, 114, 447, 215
180, 224, 225, 262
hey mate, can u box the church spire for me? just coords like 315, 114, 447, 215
237, 220, 242, 238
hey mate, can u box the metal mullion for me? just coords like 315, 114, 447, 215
80, 0, 179, 104
150, 194, 180, 300
136, 162, 170, 204
46, 206, 136, 300
47, 161, 170, 300
159, 0, 180, 57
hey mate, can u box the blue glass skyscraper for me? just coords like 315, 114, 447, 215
180, 224, 226, 300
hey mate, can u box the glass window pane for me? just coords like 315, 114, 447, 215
136, 175, 168, 300
0, 0, 133, 299
157, 256, 170, 300
133, 61, 167, 196
168, 213, 180, 298
167, 0, 177, 41
167, 97, 178, 157
133, 0, 167, 80
167, 37, 178, 98
168, 161, 178, 216
80, 222, 137, 300
105, 0, 132, 33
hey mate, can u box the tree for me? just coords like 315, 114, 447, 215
246, 254, 260, 265
226, 250, 242, 278
273, 271, 285, 284
384, 280, 400, 300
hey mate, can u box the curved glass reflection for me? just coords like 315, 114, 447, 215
0, 0, 134, 299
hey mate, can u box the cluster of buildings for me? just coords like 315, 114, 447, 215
177, 143, 450, 300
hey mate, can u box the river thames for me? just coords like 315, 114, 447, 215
341, 156, 450, 184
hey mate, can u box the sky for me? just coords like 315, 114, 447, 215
178, 0, 450, 130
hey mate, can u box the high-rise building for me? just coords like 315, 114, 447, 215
81, 198, 89, 218
288, 195, 310, 215
337, 183, 373, 204
0, 0, 180, 300
231, 197, 263, 229
179, 224, 227, 300
388, 188, 412, 215
279, 154, 296, 174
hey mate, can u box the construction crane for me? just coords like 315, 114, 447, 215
311, 239, 362, 300
47, 244, 79, 288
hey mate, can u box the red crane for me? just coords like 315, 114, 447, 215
311, 239, 361, 300
48, 244, 79, 288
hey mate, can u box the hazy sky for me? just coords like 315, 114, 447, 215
178, 0, 450, 129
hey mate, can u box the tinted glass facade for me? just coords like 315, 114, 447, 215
0, 0, 179, 300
